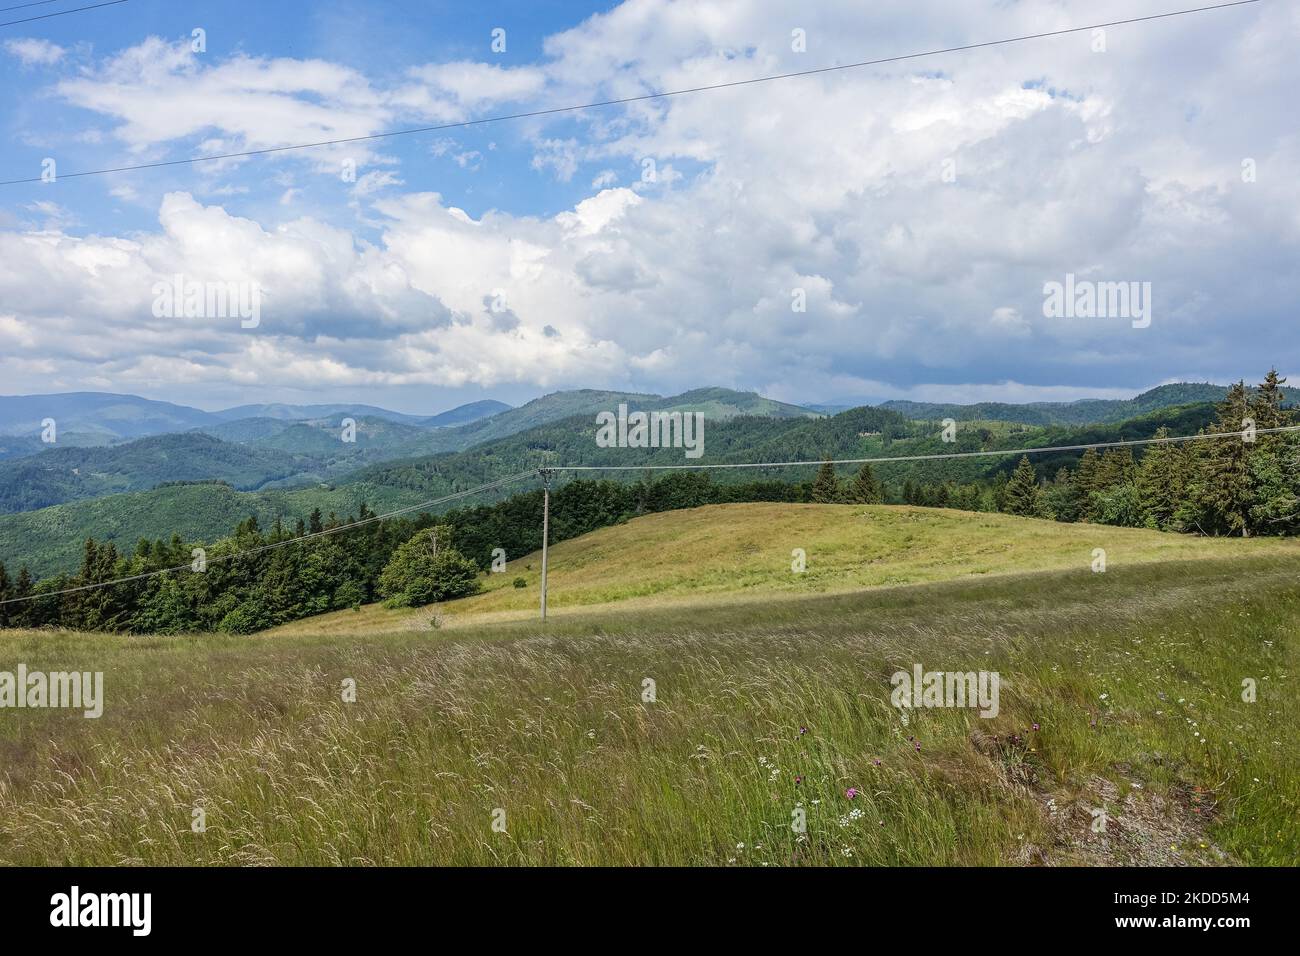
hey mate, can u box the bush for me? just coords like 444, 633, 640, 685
377, 526, 482, 608
1091, 484, 1146, 528
513, 577, 527, 589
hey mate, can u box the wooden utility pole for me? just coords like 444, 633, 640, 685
539, 468, 551, 621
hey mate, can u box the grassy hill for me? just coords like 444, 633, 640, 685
270, 502, 1300, 635
1, 519, 1294, 865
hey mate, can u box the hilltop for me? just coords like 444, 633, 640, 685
267, 501, 1300, 635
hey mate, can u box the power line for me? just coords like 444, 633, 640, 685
0, 468, 537, 606
0, 0, 128, 28
0, 0, 1259, 186
548, 425, 1300, 472
0, 1, 72, 14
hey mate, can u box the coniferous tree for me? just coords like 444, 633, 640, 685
1247, 369, 1300, 533
847, 463, 883, 504
1074, 447, 1103, 520
1188, 382, 1254, 535
1003, 456, 1048, 518
1097, 447, 1137, 488
10, 567, 34, 628
1136, 427, 1185, 529
1041, 466, 1084, 523
810, 459, 840, 503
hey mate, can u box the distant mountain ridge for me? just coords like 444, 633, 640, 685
0, 388, 820, 525
0, 392, 218, 440
879, 383, 1233, 426
421, 400, 512, 427
0, 392, 514, 441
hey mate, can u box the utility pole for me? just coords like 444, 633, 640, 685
539, 467, 551, 622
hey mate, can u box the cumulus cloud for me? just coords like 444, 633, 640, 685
2, 0, 1298, 405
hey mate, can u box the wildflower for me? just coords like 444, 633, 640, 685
846, 787, 859, 799
872, 758, 881, 766
914, 741, 922, 752
1032, 722, 1040, 731
794, 775, 803, 785
799, 726, 808, 736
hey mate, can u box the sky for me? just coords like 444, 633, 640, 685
0, 0, 1296, 415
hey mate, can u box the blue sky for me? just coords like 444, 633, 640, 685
3, 1, 618, 229
1, 0, 1297, 415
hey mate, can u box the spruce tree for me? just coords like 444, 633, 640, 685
847, 463, 883, 504
1074, 447, 1103, 520
1193, 381, 1254, 535
1136, 427, 1185, 529
811, 459, 840, 503
1248, 369, 1300, 532
1003, 456, 1047, 518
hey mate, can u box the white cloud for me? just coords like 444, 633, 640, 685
4, 38, 65, 66
3, 0, 1299, 404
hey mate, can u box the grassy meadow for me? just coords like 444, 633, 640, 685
270, 503, 1300, 634
0, 504, 1296, 866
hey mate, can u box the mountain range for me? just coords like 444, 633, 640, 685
0, 381, 1254, 575
0, 392, 513, 441
0, 379, 1248, 574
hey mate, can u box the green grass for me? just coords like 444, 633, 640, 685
270, 503, 1300, 634
0, 547, 1296, 865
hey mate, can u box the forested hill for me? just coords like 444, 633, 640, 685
0, 399, 1225, 577
881, 383, 1232, 425
0, 433, 308, 514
